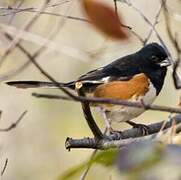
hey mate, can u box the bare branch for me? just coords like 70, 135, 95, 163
0, 1, 77, 81
0, 2, 132, 30
8, 0, 25, 24
1, 158, 8, 177
76, 84, 104, 139
65, 115, 181, 150
143, 1, 164, 45
0, 24, 92, 63
0, 0, 51, 67
80, 128, 108, 180
0, 6, 90, 23
32, 92, 181, 114
113, 0, 119, 20
0, 110, 27, 132
117, 0, 174, 62
162, 0, 181, 89
80, 150, 98, 180
162, 1, 181, 54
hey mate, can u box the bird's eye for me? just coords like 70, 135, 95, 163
151, 55, 159, 62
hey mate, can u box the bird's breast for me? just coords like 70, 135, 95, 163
89, 73, 157, 122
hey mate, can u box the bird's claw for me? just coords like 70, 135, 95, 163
132, 123, 150, 135
127, 121, 150, 135
109, 128, 122, 140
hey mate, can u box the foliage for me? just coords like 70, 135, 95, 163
81, 0, 128, 40
59, 141, 181, 180
58, 149, 118, 180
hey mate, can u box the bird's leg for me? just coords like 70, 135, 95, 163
100, 111, 122, 139
101, 111, 112, 135
126, 120, 150, 135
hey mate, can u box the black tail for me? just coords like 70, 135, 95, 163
6, 80, 75, 89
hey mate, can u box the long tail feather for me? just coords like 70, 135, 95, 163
6, 81, 75, 89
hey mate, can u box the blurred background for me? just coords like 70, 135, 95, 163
0, 0, 180, 179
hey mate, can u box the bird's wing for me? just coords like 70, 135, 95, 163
78, 67, 132, 84
77, 54, 140, 85
7, 54, 141, 90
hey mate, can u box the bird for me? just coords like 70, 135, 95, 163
7, 43, 170, 133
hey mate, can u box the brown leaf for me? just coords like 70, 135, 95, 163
81, 0, 128, 40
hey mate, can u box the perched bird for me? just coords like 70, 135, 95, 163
7, 43, 170, 133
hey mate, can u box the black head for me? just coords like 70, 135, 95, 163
137, 43, 171, 95
138, 43, 170, 68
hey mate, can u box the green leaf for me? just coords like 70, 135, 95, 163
93, 149, 118, 166
57, 162, 86, 180
58, 149, 118, 180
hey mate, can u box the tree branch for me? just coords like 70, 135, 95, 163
32, 92, 181, 114
162, 0, 181, 89
1, 158, 8, 177
0, 0, 51, 67
0, 110, 27, 132
65, 115, 181, 150
76, 83, 104, 140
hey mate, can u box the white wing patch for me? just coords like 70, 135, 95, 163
81, 76, 111, 84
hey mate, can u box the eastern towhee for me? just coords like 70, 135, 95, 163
7, 43, 171, 132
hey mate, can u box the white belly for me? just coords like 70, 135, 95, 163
102, 82, 157, 123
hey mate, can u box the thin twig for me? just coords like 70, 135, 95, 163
119, 0, 181, 91
162, 1, 181, 54
0, 3, 132, 30
143, 1, 164, 45
0, 32, 38, 81
8, 0, 25, 24
0, 110, 27, 132
0, 0, 75, 81
2, 7, 84, 120
156, 114, 172, 138
1, 158, 8, 176
113, 0, 118, 19
0, 7, 90, 23
0, 0, 51, 67
80, 128, 107, 180
3, 32, 89, 103
80, 150, 98, 180
32, 92, 181, 114
0, 24, 92, 62
162, 0, 181, 89
118, 0, 173, 62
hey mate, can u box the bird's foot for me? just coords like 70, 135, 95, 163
127, 121, 150, 135
109, 128, 122, 140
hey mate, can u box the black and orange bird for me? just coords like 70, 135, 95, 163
7, 43, 171, 132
